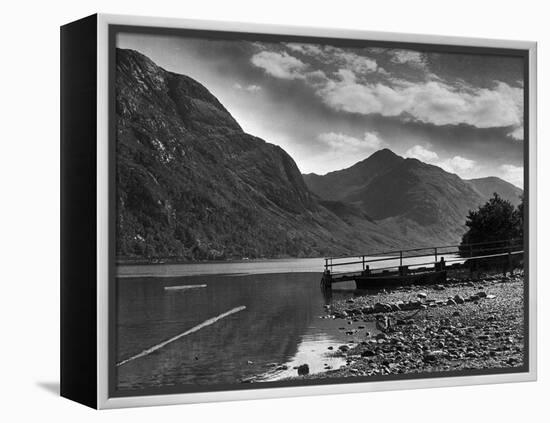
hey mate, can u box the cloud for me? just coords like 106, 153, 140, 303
285, 43, 324, 56
390, 50, 427, 68
439, 156, 476, 174
405, 145, 476, 176
233, 83, 262, 93
508, 126, 524, 141
319, 131, 384, 151
318, 72, 523, 129
330, 50, 378, 73
284, 43, 379, 74
251, 45, 522, 130
313, 131, 385, 172
404, 145, 439, 162
499, 164, 524, 188
251, 51, 307, 80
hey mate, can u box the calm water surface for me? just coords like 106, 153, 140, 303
116, 256, 459, 390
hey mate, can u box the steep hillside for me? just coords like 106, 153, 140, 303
115, 49, 403, 260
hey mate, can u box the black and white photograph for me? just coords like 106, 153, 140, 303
112, 28, 528, 395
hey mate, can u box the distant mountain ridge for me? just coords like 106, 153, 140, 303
115, 48, 523, 261
304, 151, 523, 246
465, 177, 523, 206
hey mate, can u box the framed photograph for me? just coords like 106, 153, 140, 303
60, 14, 537, 409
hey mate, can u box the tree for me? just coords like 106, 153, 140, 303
459, 193, 523, 257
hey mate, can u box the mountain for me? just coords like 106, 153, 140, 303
115, 49, 406, 260
304, 152, 523, 246
303, 149, 404, 202
466, 177, 523, 206
115, 48, 523, 261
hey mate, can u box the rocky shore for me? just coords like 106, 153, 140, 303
300, 272, 525, 379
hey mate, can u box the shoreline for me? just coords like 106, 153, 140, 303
281, 272, 525, 380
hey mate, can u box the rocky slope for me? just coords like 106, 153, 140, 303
115, 49, 405, 260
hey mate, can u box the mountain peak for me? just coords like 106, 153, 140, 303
368, 148, 400, 160
302, 148, 404, 202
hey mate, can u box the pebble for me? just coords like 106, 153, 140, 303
324, 274, 523, 377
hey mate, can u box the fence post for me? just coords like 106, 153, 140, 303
434, 247, 438, 263
504, 241, 514, 276
324, 258, 328, 271
400, 250, 403, 267
362, 255, 365, 270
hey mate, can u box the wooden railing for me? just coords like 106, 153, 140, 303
323, 239, 524, 275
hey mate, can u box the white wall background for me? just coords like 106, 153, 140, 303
1, 0, 547, 421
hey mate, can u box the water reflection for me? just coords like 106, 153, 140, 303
116, 272, 370, 390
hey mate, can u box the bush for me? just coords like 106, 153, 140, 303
459, 193, 523, 257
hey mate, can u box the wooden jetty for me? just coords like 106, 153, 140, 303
320, 239, 523, 290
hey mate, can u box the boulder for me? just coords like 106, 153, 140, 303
297, 364, 310, 376
454, 294, 465, 304
408, 300, 422, 309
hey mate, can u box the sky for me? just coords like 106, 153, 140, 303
117, 32, 525, 188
